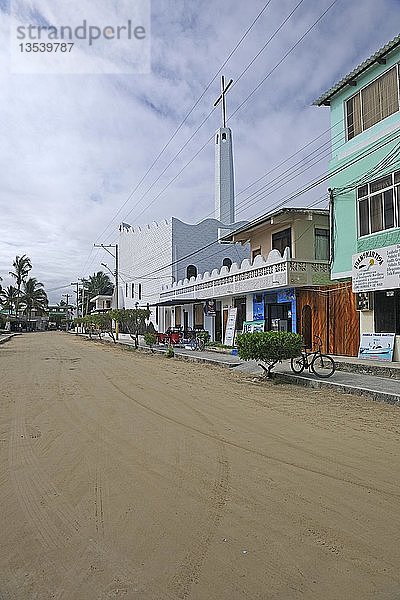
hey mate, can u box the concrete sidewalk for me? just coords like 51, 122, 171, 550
76, 332, 400, 405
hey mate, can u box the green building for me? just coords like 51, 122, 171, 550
315, 35, 400, 360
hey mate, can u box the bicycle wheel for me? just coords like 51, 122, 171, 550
311, 354, 335, 378
291, 356, 305, 374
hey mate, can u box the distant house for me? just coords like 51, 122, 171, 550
314, 35, 400, 359
89, 295, 113, 314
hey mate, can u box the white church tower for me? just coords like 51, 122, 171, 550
214, 76, 235, 224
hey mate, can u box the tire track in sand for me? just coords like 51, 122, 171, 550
98, 369, 231, 600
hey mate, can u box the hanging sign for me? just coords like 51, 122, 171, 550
204, 299, 216, 315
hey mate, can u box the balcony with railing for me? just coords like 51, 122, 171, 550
160, 249, 331, 301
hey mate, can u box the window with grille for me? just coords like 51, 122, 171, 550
346, 65, 400, 140
357, 171, 400, 237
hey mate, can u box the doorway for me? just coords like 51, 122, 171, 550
215, 301, 222, 342
267, 302, 292, 332
234, 297, 246, 332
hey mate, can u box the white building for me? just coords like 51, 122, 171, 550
118, 216, 248, 332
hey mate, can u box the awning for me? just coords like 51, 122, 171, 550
152, 298, 205, 307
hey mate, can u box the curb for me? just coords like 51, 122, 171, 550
273, 371, 400, 406
335, 361, 400, 380
79, 334, 241, 369
0, 334, 17, 345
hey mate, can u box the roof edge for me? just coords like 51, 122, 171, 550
313, 34, 400, 107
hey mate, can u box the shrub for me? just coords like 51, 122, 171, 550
144, 332, 157, 347
165, 345, 175, 358
237, 331, 303, 377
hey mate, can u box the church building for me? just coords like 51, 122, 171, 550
118, 76, 248, 337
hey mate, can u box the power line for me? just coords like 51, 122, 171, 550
79, 0, 274, 277
82, 0, 340, 282
102, 0, 326, 234
119, 130, 400, 283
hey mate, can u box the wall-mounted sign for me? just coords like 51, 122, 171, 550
224, 307, 237, 347
243, 320, 265, 333
358, 332, 395, 361
352, 244, 400, 292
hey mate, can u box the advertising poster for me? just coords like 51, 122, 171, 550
358, 332, 396, 361
352, 244, 400, 292
224, 307, 237, 347
243, 320, 265, 333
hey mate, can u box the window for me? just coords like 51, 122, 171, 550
131, 283, 134, 297
346, 65, 400, 140
193, 304, 204, 328
138, 283, 142, 300
222, 132, 227, 141
314, 228, 329, 260
186, 265, 197, 279
125, 283, 128, 297
374, 290, 400, 334
357, 171, 400, 237
252, 248, 261, 260
222, 257, 232, 268
272, 228, 291, 255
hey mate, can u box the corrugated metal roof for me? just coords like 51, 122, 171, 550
313, 34, 400, 106
220, 207, 328, 241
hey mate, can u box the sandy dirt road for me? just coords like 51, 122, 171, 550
0, 332, 399, 600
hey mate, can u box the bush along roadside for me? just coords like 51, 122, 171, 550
237, 331, 303, 378
165, 345, 175, 358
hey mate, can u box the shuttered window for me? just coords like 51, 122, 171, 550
346, 65, 400, 140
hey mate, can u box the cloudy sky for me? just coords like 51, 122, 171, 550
0, 0, 399, 302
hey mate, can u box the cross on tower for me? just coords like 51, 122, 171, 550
213, 75, 234, 128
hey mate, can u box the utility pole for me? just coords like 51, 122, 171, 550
135, 301, 139, 349
61, 293, 70, 331
70, 281, 81, 334
94, 243, 119, 340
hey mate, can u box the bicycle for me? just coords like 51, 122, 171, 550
290, 335, 336, 378
187, 331, 206, 351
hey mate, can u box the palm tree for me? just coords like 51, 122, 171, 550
20, 278, 48, 322
0, 285, 19, 315
82, 271, 114, 297
9, 255, 32, 317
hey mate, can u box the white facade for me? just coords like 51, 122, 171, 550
118, 217, 248, 329
159, 249, 331, 342
160, 249, 331, 302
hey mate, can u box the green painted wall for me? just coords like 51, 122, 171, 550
324, 49, 400, 277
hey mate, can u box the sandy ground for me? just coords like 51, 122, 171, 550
1, 332, 400, 600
